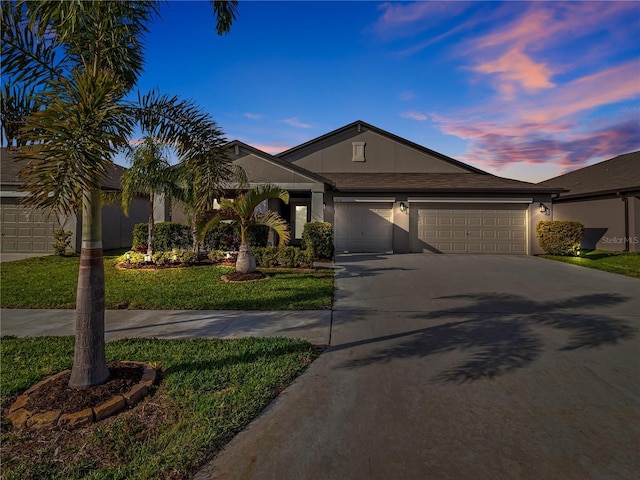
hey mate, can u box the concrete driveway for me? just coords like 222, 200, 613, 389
198, 254, 640, 480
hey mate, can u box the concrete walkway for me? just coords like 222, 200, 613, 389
197, 254, 640, 480
0, 309, 331, 346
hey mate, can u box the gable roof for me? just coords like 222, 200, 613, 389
277, 120, 488, 175
226, 140, 331, 185
1, 147, 125, 190
539, 151, 640, 199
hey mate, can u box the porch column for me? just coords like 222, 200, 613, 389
311, 191, 324, 222
153, 193, 170, 223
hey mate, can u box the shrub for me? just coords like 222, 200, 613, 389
537, 221, 584, 256
277, 246, 297, 268
295, 248, 314, 268
116, 251, 145, 264
254, 246, 279, 267
52, 229, 73, 256
133, 222, 192, 251
152, 251, 173, 265
208, 250, 227, 262
203, 223, 270, 250
301, 222, 334, 259
177, 250, 198, 264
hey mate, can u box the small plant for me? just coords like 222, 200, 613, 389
116, 251, 145, 264
52, 229, 73, 256
208, 250, 226, 262
301, 222, 334, 260
537, 221, 584, 256
177, 251, 198, 264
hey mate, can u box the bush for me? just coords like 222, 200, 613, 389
301, 222, 334, 259
277, 246, 297, 268
295, 248, 314, 268
177, 250, 198, 264
208, 250, 227, 262
116, 251, 145, 264
52, 229, 73, 256
537, 221, 584, 256
133, 222, 192, 251
203, 223, 270, 250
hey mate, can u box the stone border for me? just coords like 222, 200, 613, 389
6, 362, 156, 430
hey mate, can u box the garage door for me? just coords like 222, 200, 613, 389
410, 204, 527, 254
0, 200, 59, 253
335, 202, 393, 253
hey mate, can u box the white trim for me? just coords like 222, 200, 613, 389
408, 197, 533, 204
334, 197, 396, 203
0, 190, 27, 198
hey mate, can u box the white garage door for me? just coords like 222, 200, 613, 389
410, 204, 527, 254
335, 202, 393, 253
0, 201, 59, 253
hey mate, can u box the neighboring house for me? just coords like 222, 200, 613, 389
223, 121, 562, 255
539, 151, 640, 252
0, 147, 149, 254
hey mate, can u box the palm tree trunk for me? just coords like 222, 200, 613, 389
147, 191, 154, 255
236, 226, 256, 273
191, 216, 199, 255
69, 189, 109, 389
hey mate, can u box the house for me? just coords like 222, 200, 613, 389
0, 147, 149, 254
539, 151, 640, 252
221, 121, 562, 255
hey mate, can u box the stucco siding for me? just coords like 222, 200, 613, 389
553, 198, 628, 251
284, 129, 469, 174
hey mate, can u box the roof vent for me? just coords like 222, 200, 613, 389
352, 142, 366, 162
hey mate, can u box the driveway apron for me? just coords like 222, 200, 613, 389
197, 254, 640, 480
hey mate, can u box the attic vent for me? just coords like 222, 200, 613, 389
234, 144, 240, 156
352, 142, 366, 162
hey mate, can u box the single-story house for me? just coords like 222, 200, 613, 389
539, 151, 640, 252
212, 121, 563, 255
0, 147, 149, 254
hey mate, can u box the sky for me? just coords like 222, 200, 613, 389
129, 0, 640, 183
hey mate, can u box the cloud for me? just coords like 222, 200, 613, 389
282, 117, 313, 129
374, 1, 470, 37
473, 47, 554, 98
400, 111, 428, 121
399, 90, 416, 102
244, 112, 264, 120
248, 143, 293, 155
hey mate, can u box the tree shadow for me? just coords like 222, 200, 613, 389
336, 292, 637, 384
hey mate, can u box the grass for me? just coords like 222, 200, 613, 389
1, 335, 320, 480
0, 253, 334, 310
541, 250, 640, 278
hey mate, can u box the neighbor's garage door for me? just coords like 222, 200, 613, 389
335, 202, 393, 253
410, 203, 527, 254
0, 199, 59, 253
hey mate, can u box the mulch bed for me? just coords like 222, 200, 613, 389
25, 362, 143, 415
220, 271, 269, 282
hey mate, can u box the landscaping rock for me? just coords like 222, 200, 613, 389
94, 395, 126, 421
6, 409, 32, 429
27, 410, 61, 429
59, 408, 94, 428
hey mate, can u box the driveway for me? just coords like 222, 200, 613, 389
198, 254, 640, 480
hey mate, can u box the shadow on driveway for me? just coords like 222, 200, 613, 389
333, 292, 637, 384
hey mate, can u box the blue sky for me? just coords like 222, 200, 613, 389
131, 0, 640, 182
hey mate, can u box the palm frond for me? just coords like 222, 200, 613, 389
211, 0, 238, 35
254, 211, 291, 246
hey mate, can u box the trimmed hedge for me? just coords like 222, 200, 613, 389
133, 222, 192, 251
203, 223, 270, 250
301, 222, 334, 259
537, 220, 584, 256
253, 246, 314, 268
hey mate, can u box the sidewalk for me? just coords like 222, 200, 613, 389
0, 309, 331, 345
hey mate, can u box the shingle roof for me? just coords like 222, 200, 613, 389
323, 172, 562, 193
1, 147, 125, 190
539, 151, 640, 199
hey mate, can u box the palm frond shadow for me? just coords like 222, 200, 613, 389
336, 293, 636, 384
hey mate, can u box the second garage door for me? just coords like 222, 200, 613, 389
410, 203, 527, 254
334, 202, 393, 253
0, 199, 60, 253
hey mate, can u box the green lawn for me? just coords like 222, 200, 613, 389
541, 250, 640, 278
0, 253, 334, 310
1, 335, 319, 479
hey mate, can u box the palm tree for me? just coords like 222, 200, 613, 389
2, 0, 239, 389
121, 137, 174, 256
198, 185, 291, 273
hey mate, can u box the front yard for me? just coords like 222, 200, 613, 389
0, 253, 334, 310
1, 335, 319, 479
541, 250, 640, 278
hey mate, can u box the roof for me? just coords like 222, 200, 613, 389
323, 172, 562, 193
539, 151, 640, 199
226, 140, 330, 185
1, 147, 125, 190
277, 120, 488, 175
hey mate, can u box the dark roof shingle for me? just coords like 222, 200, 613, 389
539, 151, 640, 199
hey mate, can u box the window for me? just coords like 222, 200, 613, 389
294, 205, 308, 239
352, 142, 366, 162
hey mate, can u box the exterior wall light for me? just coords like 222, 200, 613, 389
539, 203, 550, 215
400, 202, 408, 213
144, 253, 152, 263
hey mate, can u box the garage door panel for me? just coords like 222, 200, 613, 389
335, 203, 393, 253
410, 204, 527, 254
1, 202, 59, 253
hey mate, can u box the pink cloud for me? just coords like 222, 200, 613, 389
400, 111, 428, 121
399, 90, 416, 102
244, 113, 264, 120
473, 47, 554, 97
248, 143, 293, 155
